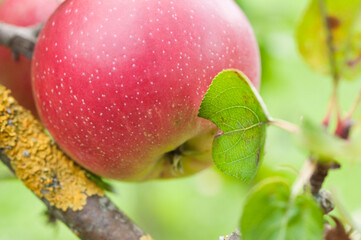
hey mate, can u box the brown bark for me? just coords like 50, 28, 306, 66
1, 153, 149, 240
0, 21, 40, 59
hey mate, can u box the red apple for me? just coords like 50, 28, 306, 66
0, 0, 61, 115
32, 0, 261, 181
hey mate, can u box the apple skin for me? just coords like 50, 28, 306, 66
0, 0, 61, 115
32, 0, 261, 181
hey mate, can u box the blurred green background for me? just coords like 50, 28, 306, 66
1, 0, 361, 239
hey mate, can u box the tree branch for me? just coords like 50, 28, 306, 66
0, 86, 151, 240
220, 229, 241, 240
47, 196, 148, 240
0, 21, 40, 59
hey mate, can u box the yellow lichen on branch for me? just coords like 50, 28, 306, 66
0, 85, 103, 211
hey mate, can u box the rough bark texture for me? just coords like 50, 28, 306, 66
310, 163, 333, 195
47, 196, 147, 240
0, 21, 39, 59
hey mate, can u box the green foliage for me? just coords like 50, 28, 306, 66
198, 70, 269, 182
241, 179, 324, 240
4, 0, 361, 239
296, 0, 361, 80
300, 119, 361, 163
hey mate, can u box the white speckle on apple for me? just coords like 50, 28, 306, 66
33, 0, 260, 180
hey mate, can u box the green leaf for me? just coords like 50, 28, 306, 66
85, 172, 116, 193
296, 0, 361, 80
300, 119, 361, 163
198, 70, 269, 182
241, 179, 324, 240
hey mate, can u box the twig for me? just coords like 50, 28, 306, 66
0, 86, 151, 240
0, 21, 40, 59
220, 229, 241, 240
310, 162, 340, 196
315, 189, 334, 214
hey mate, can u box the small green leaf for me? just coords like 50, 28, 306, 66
296, 0, 361, 80
198, 70, 269, 182
86, 172, 116, 193
241, 179, 324, 240
300, 119, 361, 163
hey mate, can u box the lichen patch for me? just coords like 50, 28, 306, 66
0, 86, 103, 211
140, 235, 153, 240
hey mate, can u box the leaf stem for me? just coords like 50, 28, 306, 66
269, 119, 300, 134
318, 0, 342, 127
322, 84, 341, 127
290, 159, 317, 199
345, 89, 361, 121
